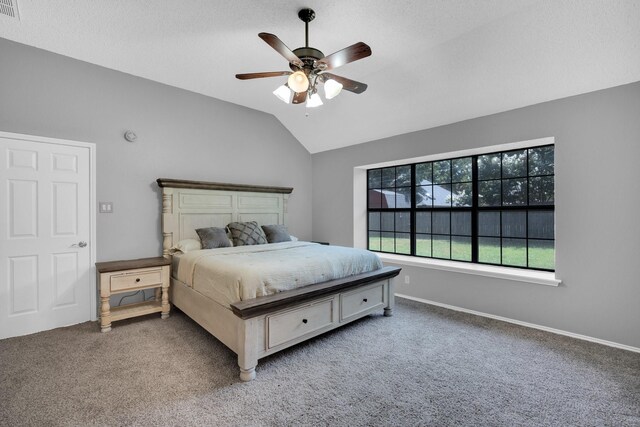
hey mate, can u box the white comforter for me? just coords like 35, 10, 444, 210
175, 241, 383, 307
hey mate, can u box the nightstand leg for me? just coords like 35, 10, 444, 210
161, 283, 170, 319
100, 296, 112, 332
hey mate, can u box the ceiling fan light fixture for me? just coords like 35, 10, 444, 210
306, 92, 323, 108
273, 85, 292, 103
324, 79, 343, 99
236, 9, 372, 107
287, 71, 309, 93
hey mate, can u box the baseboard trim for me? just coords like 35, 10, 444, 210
396, 293, 640, 354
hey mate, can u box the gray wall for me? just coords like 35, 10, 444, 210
312, 81, 640, 349
0, 38, 312, 263
3, 37, 639, 348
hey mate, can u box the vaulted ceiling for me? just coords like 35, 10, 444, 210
1, 0, 639, 153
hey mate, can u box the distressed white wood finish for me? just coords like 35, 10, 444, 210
159, 180, 396, 381
0, 132, 96, 339
160, 185, 289, 257
170, 276, 395, 381
340, 283, 386, 322
97, 262, 170, 332
267, 298, 335, 349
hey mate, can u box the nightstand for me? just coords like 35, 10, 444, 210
96, 257, 171, 332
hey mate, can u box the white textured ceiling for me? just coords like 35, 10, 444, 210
1, 0, 639, 153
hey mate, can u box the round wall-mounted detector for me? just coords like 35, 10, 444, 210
124, 131, 137, 142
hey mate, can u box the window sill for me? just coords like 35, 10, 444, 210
377, 253, 561, 287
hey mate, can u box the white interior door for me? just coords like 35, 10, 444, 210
0, 133, 95, 339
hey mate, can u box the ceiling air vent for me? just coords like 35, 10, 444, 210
0, 0, 19, 19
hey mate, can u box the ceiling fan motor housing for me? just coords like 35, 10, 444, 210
290, 47, 324, 72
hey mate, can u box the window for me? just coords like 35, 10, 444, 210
367, 165, 412, 254
367, 144, 554, 271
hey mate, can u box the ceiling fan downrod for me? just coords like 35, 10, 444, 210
298, 8, 315, 48
290, 8, 324, 73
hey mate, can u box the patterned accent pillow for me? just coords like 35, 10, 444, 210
261, 224, 292, 243
227, 221, 268, 246
196, 227, 232, 249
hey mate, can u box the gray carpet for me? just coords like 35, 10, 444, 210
1, 298, 638, 427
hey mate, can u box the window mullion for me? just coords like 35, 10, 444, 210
411, 164, 416, 256
472, 156, 479, 263
449, 161, 453, 260
526, 149, 530, 268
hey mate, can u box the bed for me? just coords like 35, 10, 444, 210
157, 178, 400, 381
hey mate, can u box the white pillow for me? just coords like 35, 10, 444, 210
290, 235, 299, 242
169, 238, 202, 254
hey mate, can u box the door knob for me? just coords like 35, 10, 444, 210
72, 241, 88, 248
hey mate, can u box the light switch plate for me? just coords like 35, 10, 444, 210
99, 202, 113, 213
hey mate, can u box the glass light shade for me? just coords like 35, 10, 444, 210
324, 79, 343, 99
306, 92, 323, 108
287, 71, 309, 93
273, 85, 292, 104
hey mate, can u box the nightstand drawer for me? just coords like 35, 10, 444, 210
110, 269, 163, 292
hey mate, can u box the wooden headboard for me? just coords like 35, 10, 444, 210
157, 179, 293, 257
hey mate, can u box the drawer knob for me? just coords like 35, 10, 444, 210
302, 319, 308, 324
363, 298, 368, 303
135, 278, 141, 283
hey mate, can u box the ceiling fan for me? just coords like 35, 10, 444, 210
235, 8, 372, 107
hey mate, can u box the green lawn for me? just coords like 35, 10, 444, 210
369, 236, 554, 270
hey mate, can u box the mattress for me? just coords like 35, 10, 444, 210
173, 241, 382, 308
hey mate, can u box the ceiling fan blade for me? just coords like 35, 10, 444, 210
258, 33, 304, 67
236, 71, 292, 80
292, 91, 308, 104
322, 73, 368, 94
317, 42, 371, 71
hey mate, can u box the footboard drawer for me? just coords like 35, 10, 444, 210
267, 299, 335, 349
340, 282, 386, 322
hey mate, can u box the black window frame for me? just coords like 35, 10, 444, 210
367, 144, 555, 272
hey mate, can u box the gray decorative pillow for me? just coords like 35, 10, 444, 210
227, 221, 268, 246
196, 227, 232, 249
261, 224, 292, 243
